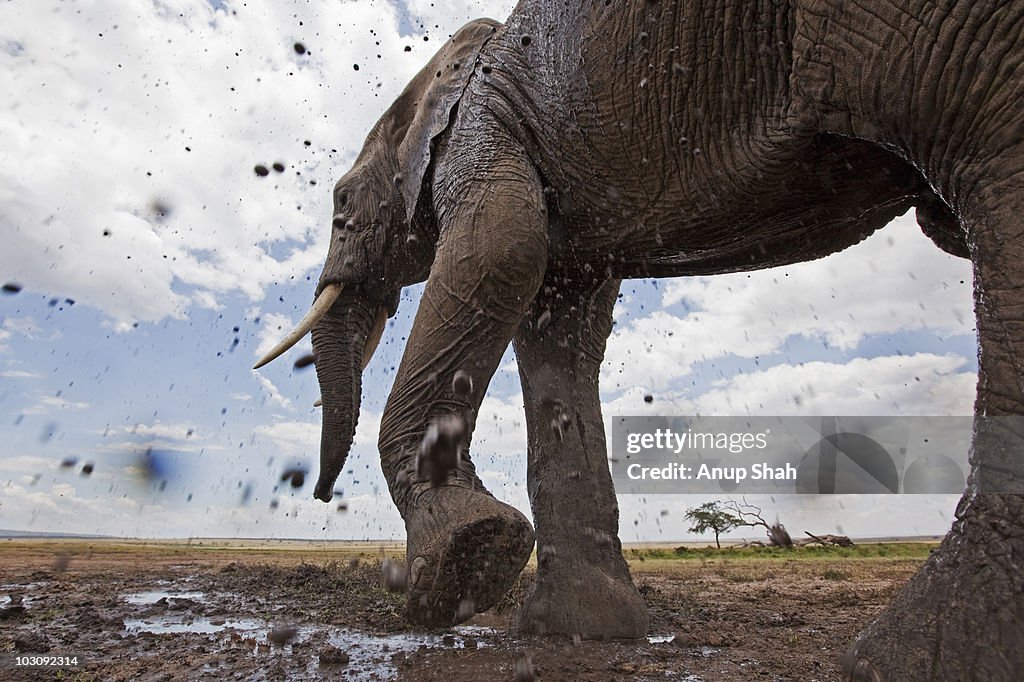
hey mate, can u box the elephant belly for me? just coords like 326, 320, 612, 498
558, 133, 929, 278
476, 1, 932, 277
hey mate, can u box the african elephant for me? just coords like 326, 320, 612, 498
254, 2, 1024, 678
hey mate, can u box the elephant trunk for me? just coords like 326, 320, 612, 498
311, 292, 384, 502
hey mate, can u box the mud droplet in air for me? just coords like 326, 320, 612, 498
514, 653, 537, 682
52, 553, 71, 573
268, 626, 298, 646
293, 353, 316, 369
644, 394, 653, 403
272, 162, 285, 173
2, 282, 22, 294
319, 644, 350, 664
80, 462, 94, 476
416, 415, 465, 486
293, 42, 306, 55
452, 370, 473, 397
254, 165, 270, 177
280, 467, 307, 488
381, 558, 407, 592
456, 598, 475, 621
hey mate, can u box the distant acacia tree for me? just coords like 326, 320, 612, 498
684, 501, 742, 549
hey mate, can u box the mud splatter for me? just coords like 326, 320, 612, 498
293, 353, 316, 369
280, 467, 307, 488
452, 370, 473, 397
381, 558, 407, 593
268, 625, 298, 646
416, 416, 465, 486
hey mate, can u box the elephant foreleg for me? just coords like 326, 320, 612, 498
844, 180, 1024, 681
511, 273, 649, 639
377, 128, 549, 627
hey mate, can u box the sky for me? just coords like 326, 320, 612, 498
0, 0, 977, 543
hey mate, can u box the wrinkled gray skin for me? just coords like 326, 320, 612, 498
299, 2, 1022, 678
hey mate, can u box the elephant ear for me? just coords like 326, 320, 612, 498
363, 18, 500, 223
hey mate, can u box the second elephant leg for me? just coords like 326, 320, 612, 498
512, 275, 649, 638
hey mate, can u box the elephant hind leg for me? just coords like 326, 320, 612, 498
844, 181, 1024, 681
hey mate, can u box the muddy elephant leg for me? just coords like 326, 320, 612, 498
511, 274, 649, 639
376, 128, 548, 628
844, 186, 1024, 680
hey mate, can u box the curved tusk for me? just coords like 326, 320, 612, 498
252, 283, 343, 370
362, 307, 388, 370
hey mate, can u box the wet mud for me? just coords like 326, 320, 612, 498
0, 540, 923, 681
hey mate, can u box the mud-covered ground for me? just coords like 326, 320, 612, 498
0, 539, 928, 681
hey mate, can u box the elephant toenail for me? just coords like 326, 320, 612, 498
410, 556, 429, 586
843, 656, 882, 682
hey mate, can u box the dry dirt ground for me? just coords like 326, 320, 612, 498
0, 539, 928, 681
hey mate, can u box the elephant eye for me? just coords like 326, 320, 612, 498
338, 192, 349, 207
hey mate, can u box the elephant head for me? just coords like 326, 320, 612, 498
253, 18, 500, 502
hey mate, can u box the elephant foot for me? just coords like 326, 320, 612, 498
514, 547, 649, 639
842, 493, 1024, 681
404, 485, 534, 627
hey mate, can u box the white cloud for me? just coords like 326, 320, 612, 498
255, 374, 293, 410
253, 406, 380, 458
0, 455, 55, 475
22, 394, 91, 415
253, 312, 301, 360
472, 393, 527, 458
253, 420, 318, 458
603, 215, 974, 391
692, 353, 975, 415
0, 0, 513, 329
0, 369, 39, 378
1, 315, 61, 343
405, 0, 515, 29
603, 353, 975, 417
125, 421, 199, 441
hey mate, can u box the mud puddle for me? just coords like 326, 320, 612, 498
0, 543, 926, 681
